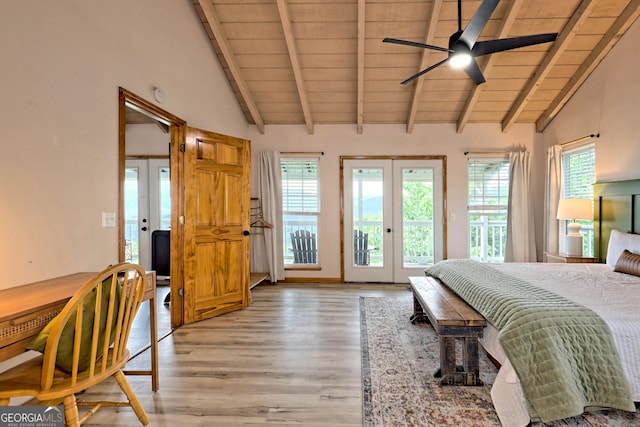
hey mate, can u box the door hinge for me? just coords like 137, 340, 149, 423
178, 287, 184, 297
179, 215, 185, 225
179, 143, 186, 152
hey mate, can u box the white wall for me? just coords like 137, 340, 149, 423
126, 124, 171, 157
0, 1, 248, 289
543, 18, 640, 182
249, 123, 543, 280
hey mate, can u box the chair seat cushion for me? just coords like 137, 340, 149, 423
26, 277, 121, 373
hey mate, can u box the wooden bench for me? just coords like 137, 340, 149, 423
409, 276, 486, 386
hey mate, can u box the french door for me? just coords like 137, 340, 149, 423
124, 159, 170, 271
343, 158, 444, 283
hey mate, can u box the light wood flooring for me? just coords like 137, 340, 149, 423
82, 282, 410, 426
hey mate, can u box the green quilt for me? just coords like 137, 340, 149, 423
426, 259, 635, 422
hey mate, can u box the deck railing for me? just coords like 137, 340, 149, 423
469, 217, 594, 261
469, 217, 507, 262
284, 220, 437, 266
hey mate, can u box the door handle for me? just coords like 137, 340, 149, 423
141, 227, 148, 231
243, 230, 250, 236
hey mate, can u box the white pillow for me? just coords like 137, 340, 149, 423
606, 229, 640, 267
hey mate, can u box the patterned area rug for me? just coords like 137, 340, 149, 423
360, 295, 640, 427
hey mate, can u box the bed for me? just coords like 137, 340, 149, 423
425, 179, 640, 426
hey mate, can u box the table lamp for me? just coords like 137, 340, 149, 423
556, 198, 592, 256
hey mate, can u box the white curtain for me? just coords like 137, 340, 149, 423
543, 145, 562, 255
504, 151, 537, 262
250, 151, 285, 282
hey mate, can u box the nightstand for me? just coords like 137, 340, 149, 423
544, 252, 598, 263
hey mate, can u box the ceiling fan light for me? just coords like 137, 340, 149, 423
449, 52, 472, 68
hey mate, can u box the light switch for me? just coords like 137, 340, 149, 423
102, 212, 117, 228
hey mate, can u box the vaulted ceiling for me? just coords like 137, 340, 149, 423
192, 0, 640, 135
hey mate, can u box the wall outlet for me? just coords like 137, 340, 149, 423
102, 212, 117, 228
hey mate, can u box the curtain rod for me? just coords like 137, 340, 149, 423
281, 151, 325, 156
463, 151, 511, 156
463, 133, 600, 156
560, 133, 600, 147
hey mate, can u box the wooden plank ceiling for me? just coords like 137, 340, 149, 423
193, 0, 640, 134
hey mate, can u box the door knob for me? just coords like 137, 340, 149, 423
141, 227, 148, 231
386, 228, 392, 233
243, 230, 250, 236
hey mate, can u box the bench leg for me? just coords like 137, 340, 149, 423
438, 337, 457, 383
436, 337, 483, 386
463, 337, 482, 384
409, 294, 429, 324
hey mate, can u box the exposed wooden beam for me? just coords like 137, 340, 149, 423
536, 0, 640, 132
276, 0, 314, 135
196, 0, 265, 134
357, 0, 365, 134
502, 0, 596, 133
456, 0, 523, 133
406, 0, 443, 134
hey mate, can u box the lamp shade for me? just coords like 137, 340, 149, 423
557, 198, 592, 221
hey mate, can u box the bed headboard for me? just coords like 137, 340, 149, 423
593, 179, 640, 263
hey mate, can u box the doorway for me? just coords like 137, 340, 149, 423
342, 157, 445, 283
119, 87, 186, 328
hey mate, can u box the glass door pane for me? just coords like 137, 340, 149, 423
393, 160, 443, 283
401, 167, 434, 267
126, 159, 152, 270
124, 167, 140, 264
158, 166, 171, 230
352, 167, 384, 267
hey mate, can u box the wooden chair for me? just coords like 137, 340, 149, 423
354, 230, 371, 266
290, 229, 317, 263
0, 263, 150, 426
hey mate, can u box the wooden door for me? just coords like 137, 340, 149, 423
182, 127, 251, 324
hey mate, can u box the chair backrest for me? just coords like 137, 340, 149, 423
354, 230, 370, 266
290, 230, 317, 263
40, 263, 147, 390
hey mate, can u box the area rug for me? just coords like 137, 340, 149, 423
360, 295, 640, 427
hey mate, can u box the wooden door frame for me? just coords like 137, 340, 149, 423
118, 87, 187, 328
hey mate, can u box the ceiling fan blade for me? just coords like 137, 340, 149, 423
383, 37, 451, 53
463, 58, 486, 85
472, 33, 558, 56
459, 0, 499, 48
401, 57, 450, 85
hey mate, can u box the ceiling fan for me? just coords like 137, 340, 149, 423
383, 0, 558, 85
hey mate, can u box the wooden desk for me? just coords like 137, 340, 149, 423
0, 271, 159, 391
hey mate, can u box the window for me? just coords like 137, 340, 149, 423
281, 157, 320, 265
468, 157, 509, 262
561, 144, 595, 256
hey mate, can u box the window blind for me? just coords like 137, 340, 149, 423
281, 158, 320, 213
468, 158, 510, 212
561, 145, 595, 199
